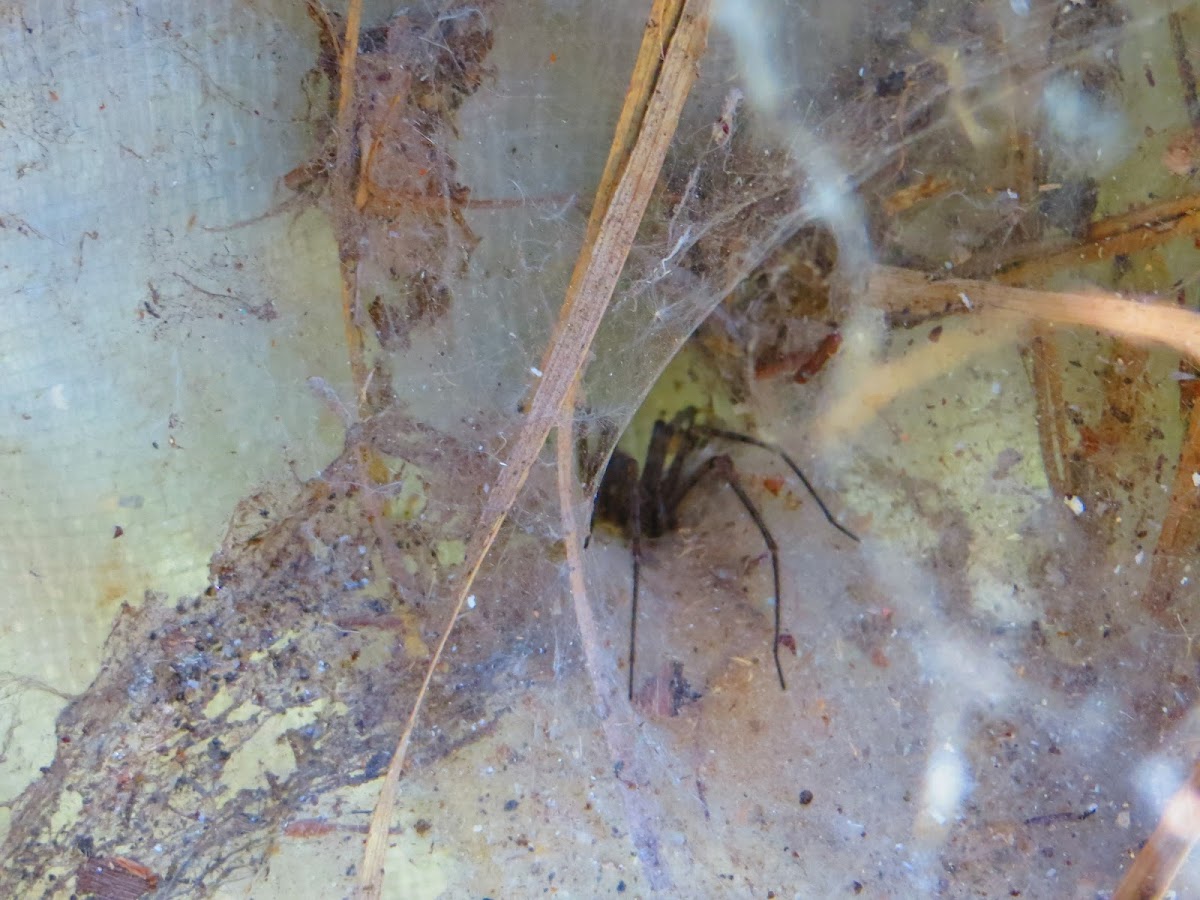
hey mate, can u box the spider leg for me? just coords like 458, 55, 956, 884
640, 417, 676, 536
672, 454, 788, 690
660, 408, 702, 523
695, 425, 860, 544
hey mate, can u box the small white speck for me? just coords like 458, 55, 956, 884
1135, 549, 1146, 565
530, 366, 543, 377
467, 594, 476, 609
858, 67, 865, 77
1192, 472, 1200, 487
1064, 495, 1085, 516
923, 745, 968, 826
959, 292, 972, 309
49, 384, 68, 410
991, 381, 1002, 396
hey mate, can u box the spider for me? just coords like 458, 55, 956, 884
590, 407, 859, 700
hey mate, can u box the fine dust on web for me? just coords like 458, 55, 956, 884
7, 1, 1200, 897
579, 3, 1200, 898
0, 4, 556, 895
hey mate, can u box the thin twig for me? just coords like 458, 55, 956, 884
354, 2, 713, 895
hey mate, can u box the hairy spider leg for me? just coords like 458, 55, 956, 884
693, 424, 860, 544
669, 454, 788, 690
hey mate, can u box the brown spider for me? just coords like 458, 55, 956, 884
591, 407, 859, 700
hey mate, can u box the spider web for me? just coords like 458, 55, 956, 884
5, 0, 1200, 897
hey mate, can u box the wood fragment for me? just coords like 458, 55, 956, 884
1113, 758, 1200, 900
355, 2, 712, 895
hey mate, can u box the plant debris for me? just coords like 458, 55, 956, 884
0, 409, 561, 898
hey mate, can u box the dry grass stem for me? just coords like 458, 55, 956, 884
996, 207, 1200, 285
1141, 402, 1200, 622
326, 0, 370, 399
1028, 327, 1073, 498
871, 266, 1200, 359
957, 191, 1200, 283
819, 266, 1200, 442
820, 313, 1022, 441
1113, 758, 1200, 900
355, 1, 713, 895
555, 393, 672, 888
